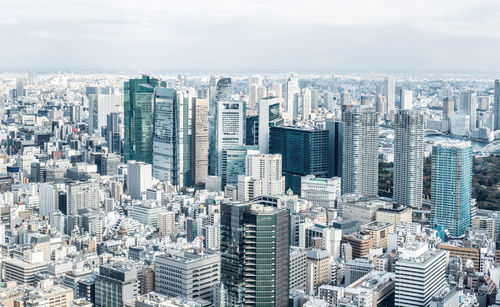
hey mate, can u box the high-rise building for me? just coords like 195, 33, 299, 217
154, 251, 220, 304
272, 82, 282, 98
192, 98, 209, 187
326, 120, 344, 178
394, 109, 424, 208
209, 77, 231, 176
248, 76, 262, 110
258, 97, 282, 153
124, 75, 165, 163
158, 211, 176, 237
217, 100, 245, 177
383, 77, 395, 114
39, 183, 57, 217
220, 145, 259, 187
95, 262, 139, 307
395, 243, 447, 307
88, 91, 121, 135
152, 88, 193, 188
460, 90, 477, 131
67, 180, 99, 215
246, 115, 259, 146
301, 88, 312, 120
376, 94, 387, 116
127, 161, 152, 200
442, 97, 454, 120
430, 141, 473, 237
342, 107, 379, 196
400, 89, 413, 110
237, 154, 285, 201
270, 126, 329, 195
221, 202, 289, 307
106, 112, 122, 154
285, 73, 299, 118
494, 80, 500, 130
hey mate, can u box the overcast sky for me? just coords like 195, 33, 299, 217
1, 0, 500, 72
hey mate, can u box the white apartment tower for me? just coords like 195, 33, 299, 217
394, 109, 424, 208
237, 154, 285, 201
383, 77, 395, 114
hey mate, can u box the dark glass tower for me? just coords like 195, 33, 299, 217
269, 126, 328, 195
124, 75, 165, 163
221, 202, 289, 307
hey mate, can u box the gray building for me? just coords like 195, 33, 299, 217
154, 250, 220, 304
394, 109, 424, 208
290, 247, 307, 292
342, 107, 379, 196
495, 80, 500, 130
95, 262, 139, 307
67, 180, 99, 215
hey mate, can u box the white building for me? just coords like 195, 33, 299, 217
67, 180, 99, 215
39, 183, 57, 217
300, 175, 341, 209
395, 242, 447, 307
127, 161, 152, 200
158, 211, 176, 237
400, 89, 413, 110
217, 100, 245, 176
258, 97, 281, 154
383, 77, 395, 114
285, 72, 299, 119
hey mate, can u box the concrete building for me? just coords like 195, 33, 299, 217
237, 154, 285, 201
376, 204, 412, 225
300, 175, 341, 209
217, 100, 245, 178
95, 262, 139, 307
306, 249, 331, 295
394, 109, 424, 208
67, 180, 99, 215
154, 250, 220, 303
342, 232, 373, 260
342, 107, 379, 196
192, 97, 209, 187
361, 222, 395, 249
127, 161, 152, 200
290, 247, 307, 292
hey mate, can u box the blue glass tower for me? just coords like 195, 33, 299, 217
430, 141, 472, 237
269, 126, 328, 195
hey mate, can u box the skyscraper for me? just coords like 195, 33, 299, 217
258, 97, 283, 154
383, 77, 395, 114
248, 76, 262, 110
220, 145, 259, 187
127, 161, 152, 200
285, 73, 299, 119
209, 78, 231, 176
152, 88, 193, 188
192, 98, 209, 187
342, 107, 379, 196
326, 120, 344, 178
394, 109, 424, 208
106, 112, 122, 154
237, 154, 285, 201
460, 90, 477, 131
375, 94, 386, 116
221, 202, 289, 307
442, 97, 454, 120
124, 75, 165, 163
88, 91, 121, 135
400, 89, 413, 110
494, 80, 500, 130
301, 88, 312, 120
217, 100, 245, 177
430, 141, 472, 237
270, 126, 328, 194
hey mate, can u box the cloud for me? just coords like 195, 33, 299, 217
1, 0, 500, 71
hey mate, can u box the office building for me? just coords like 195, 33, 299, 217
344, 258, 375, 285
158, 211, 176, 237
106, 112, 122, 155
152, 88, 193, 188
39, 183, 57, 217
258, 97, 282, 153
129, 202, 166, 227
285, 72, 299, 119
471, 216, 495, 242
154, 251, 220, 303
192, 98, 209, 186
342, 232, 372, 259
127, 161, 152, 200
300, 175, 341, 209
361, 221, 395, 249
376, 94, 387, 116
220, 145, 259, 187
306, 249, 331, 294
67, 180, 99, 215
400, 89, 413, 110
237, 154, 285, 201
221, 202, 289, 307
209, 77, 231, 176
343, 271, 396, 306
246, 115, 259, 146
395, 242, 447, 307
376, 204, 412, 225
270, 126, 328, 195
430, 141, 472, 237
383, 77, 395, 114
2, 258, 46, 285
326, 120, 344, 178
301, 88, 312, 120
342, 107, 379, 196
442, 97, 454, 120
460, 90, 477, 131
248, 76, 262, 109
217, 100, 246, 177
124, 75, 165, 163
88, 91, 120, 134
290, 247, 307, 292
394, 109, 424, 208
95, 262, 139, 307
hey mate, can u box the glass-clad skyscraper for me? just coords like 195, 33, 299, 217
221, 202, 289, 307
430, 141, 472, 237
124, 75, 165, 163
209, 77, 231, 176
